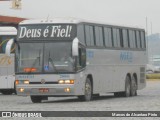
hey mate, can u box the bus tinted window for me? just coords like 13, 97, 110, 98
119, 29, 123, 47
78, 23, 145, 50
112, 28, 120, 47
133, 30, 136, 48
85, 25, 94, 46
140, 31, 145, 48
122, 29, 129, 48
129, 30, 136, 48
95, 26, 103, 47
136, 31, 141, 48
77, 25, 85, 45
104, 27, 112, 47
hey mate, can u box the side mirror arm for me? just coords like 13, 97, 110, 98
5, 38, 15, 56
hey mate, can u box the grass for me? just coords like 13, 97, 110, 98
146, 73, 160, 79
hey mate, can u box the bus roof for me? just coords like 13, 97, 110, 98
19, 18, 145, 31
0, 27, 17, 35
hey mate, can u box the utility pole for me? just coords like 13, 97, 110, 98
150, 22, 153, 35
146, 17, 149, 64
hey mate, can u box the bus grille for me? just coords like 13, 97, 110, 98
29, 82, 58, 84
140, 67, 145, 83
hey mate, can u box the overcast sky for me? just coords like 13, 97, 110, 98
0, 0, 160, 34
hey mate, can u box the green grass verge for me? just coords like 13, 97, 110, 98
146, 73, 160, 79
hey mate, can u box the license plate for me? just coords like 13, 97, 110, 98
39, 88, 49, 93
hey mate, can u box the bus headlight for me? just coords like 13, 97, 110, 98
58, 80, 65, 84
15, 80, 29, 85
64, 88, 71, 92
24, 80, 29, 84
18, 88, 24, 92
58, 80, 74, 84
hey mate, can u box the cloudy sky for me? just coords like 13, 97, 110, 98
0, 0, 160, 34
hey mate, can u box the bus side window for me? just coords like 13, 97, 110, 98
104, 27, 112, 47
112, 28, 120, 48
85, 25, 94, 46
140, 31, 146, 48
122, 29, 129, 48
77, 47, 86, 70
77, 25, 85, 45
136, 31, 141, 48
95, 26, 103, 47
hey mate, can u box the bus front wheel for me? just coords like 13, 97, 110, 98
78, 78, 92, 101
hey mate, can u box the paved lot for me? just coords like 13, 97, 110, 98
0, 81, 160, 120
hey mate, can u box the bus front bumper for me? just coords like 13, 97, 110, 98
16, 84, 76, 96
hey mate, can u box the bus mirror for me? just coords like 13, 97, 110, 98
5, 38, 15, 56
72, 37, 79, 56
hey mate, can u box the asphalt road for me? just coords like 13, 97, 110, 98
0, 81, 160, 120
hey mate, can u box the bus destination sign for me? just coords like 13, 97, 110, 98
18, 24, 76, 40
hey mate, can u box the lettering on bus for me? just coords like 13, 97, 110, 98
18, 25, 76, 40
17, 75, 34, 79
59, 74, 70, 79
120, 51, 133, 63
87, 51, 94, 59
0, 56, 12, 65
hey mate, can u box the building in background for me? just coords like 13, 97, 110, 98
0, 15, 26, 28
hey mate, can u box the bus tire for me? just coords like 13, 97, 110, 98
122, 76, 131, 97
130, 76, 137, 96
30, 96, 42, 103
1, 90, 13, 95
78, 78, 92, 101
114, 92, 123, 97
14, 81, 17, 95
93, 94, 100, 98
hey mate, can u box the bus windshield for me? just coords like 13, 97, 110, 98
16, 42, 75, 73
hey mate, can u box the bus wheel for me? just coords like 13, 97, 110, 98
122, 76, 131, 97
30, 96, 42, 103
114, 92, 123, 97
93, 94, 100, 98
78, 78, 92, 101
14, 82, 17, 95
131, 76, 137, 96
1, 90, 13, 95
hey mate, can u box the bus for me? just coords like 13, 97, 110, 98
0, 27, 17, 95
5, 18, 146, 102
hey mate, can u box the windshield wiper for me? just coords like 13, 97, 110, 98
25, 56, 40, 73
26, 50, 41, 73
48, 51, 57, 72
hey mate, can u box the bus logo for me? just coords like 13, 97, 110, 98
120, 51, 133, 63
0, 55, 12, 65
41, 79, 46, 84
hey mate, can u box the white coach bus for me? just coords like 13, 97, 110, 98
0, 27, 17, 95
6, 18, 146, 102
